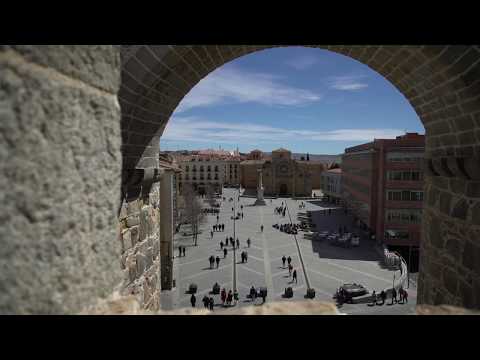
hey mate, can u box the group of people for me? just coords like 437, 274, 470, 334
240, 251, 248, 263
177, 246, 186, 258
208, 255, 221, 269
281, 255, 298, 283
275, 206, 287, 217
201, 295, 215, 310
212, 223, 225, 232
249, 286, 267, 303
273, 222, 299, 235
203, 207, 220, 214
220, 288, 238, 306
371, 286, 408, 305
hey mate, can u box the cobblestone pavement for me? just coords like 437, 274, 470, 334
162, 189, 417, 315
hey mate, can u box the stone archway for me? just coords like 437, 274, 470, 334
2, 45, 480, 313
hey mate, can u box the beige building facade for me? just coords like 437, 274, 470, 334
240, 148, 323, 197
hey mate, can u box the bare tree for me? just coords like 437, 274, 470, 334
181, 183, 205, 246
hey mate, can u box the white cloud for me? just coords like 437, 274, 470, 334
174, 66, 322, 113
328, 75, 368, 91
162, 116, 405, 145
285, 55, 319, 70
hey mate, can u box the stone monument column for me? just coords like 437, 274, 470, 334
254, 168, 266, 206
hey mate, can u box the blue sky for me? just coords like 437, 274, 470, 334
161, 47, 424, 155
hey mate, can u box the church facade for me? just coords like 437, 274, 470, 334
240, 148, 323, 197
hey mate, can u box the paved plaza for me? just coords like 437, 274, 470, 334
162, 189, 417, 315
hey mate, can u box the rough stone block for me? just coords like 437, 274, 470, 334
119, 202, 128, 220
126, 215, 140, 227
5, 45, 120, 93
451, 198, 469, 220
136, 253, 147, 276
127, 200, 140, 216
130, 225, 139, 245
439, 192, 452, 215
146, 247, 154, 269
0, 46, 122, 314
462, 241, 475, 272
443, 268, 459, 295
466, 181, 480, 198
121, 229, 132, 252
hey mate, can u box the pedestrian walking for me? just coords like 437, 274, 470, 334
249, 286, 257, 301
220, 241, 224, 250
227, 290, 233, 306
222, 224, 224, 231
216, 256, 220, 268
216, 215, 219, 222
371, 290, 377, 305
202, 295, 209, 308
178, 247, 182, 258
241, 252, 245, 263
224, 248, 227, 258
282, 255, 286, 268
391, 287, 397, 305
398, 287, 403, 303
236, 239, 240, 249
261, 225, 264, 232
234, 289, 239, 304
287, 256, 292, 266
247, 238, 251, 248
221, 288, 226, 305
209, 297, 214, 311
403, 289, 408, 303
380, 290, 386, 305
211, 231, 213, 239
182, 247, 186, 257
190, 293, 196, 308
241, 212, 244, 219
244, 251, 248, 263
292, 269, 297, 284
288, 263, 293, 276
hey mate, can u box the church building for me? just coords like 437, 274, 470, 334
240, 148, 323, 197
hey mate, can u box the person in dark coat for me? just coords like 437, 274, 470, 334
221, 288, 226, 305
288, 263, 293, 276
249, 286, 256, 301
209, 297, 214, 311
202, 295, 209, 308
287, 256, 292, 266
247, 238, 251, 248
220, 241, 224, 250
391, 287, 397, 305
292, 269, 298, 284
190, 293, 196, 307
380, 290, 386, 305
282, 255, 286, 268
224, 248, 228, 258
244, 251, 248, 263
261, 225, 264, 232
178, 247, 182, 258
236, 239, 240, 249
216, 256, 220, 268
182, 247, 186, 257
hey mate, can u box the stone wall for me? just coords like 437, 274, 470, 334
0, 46, 122, 314
118, 183, 161, 311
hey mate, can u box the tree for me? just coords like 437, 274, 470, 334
181, 183, 205, 246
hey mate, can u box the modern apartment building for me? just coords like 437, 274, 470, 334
342, 133, 425, 271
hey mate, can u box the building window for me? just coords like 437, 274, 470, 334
215, 166, 218, 172
385, 230, 410, 241
200, 166, 204, 172
387, 170, 423, 181
387, 190, 424, 201
186, 166, 189, 172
